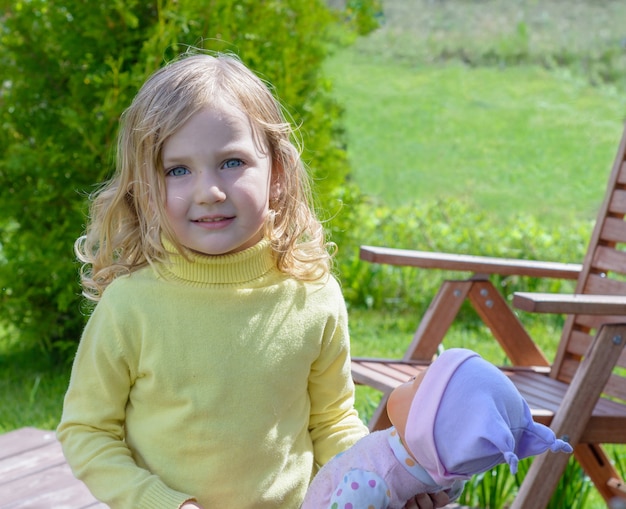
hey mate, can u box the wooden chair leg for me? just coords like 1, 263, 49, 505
511, 323, 626, 508
467, 280, 549, 367
368, 393, 392, 431
404, 280, 473, 361
575, 443, 626, 502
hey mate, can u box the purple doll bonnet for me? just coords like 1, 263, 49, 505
404, 348, 573, 486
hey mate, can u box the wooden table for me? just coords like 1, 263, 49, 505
0, 427, 106, 508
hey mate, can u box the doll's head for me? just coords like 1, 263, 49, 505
387, 348, 573, 487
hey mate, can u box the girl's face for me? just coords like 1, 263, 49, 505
162, 104, 275, 256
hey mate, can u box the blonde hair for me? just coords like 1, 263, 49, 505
77, 52, 331, 301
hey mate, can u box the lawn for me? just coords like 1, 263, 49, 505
324, 55, 626, 223
0, 334, 69, 433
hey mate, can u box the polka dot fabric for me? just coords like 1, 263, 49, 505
328, 469, 390, 509
301, 429, 457, 509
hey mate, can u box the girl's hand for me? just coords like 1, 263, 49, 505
180, 502, 204, 509
403, 491, 450, 509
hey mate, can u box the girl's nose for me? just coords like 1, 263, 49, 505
194, 172, 226, 204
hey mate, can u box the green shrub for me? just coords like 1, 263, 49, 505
457, 455, 594, 508
0, 0, 379, 357
460, 461, 517, 509
344, 0, 383, 36
335, 197, 591, 323
348, 0, 626, 91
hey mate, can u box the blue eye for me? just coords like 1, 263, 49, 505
222, 159, 243, 169
166, 166, 190, 177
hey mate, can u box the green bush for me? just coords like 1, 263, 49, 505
348, 0, 626, 91
0, 0, 379, 356
334, 197, 591, 323
457, 454, 594, 509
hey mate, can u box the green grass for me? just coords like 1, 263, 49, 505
324, 54, 626, 223
0, 334, 69, 433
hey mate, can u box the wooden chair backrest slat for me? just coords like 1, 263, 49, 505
607, 374, 626, 402
600, 216, 626, 242
608, 189, 626, 214
555, 126, 626, 393
592, 246, 626, 274
617, 159, 626, 184
576, 314, 626, 330
584, 275, 626, 294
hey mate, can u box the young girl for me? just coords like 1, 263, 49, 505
56, 52, 371, 509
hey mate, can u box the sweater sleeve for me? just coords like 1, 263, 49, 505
56, 296, 191, 509
307, 277, 369, 466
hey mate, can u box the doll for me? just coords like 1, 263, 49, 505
302, 348, 574, 509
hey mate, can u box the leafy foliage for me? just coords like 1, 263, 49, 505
0, 0, 379, 355
348, 0, 626, 91
334, 197, 590, 323
457, 455, 593, 508
460, 461, 517, 509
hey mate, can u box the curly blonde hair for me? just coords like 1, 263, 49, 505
77, 52, 331, 301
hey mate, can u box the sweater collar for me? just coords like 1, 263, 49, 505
158, 238, 276, 285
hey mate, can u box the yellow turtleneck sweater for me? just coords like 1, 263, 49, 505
57, 240, 368, 508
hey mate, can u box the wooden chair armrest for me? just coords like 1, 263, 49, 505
360, 245, 582, 279
513, 292, 626, 315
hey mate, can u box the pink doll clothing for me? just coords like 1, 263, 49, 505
301, 427, 463, 509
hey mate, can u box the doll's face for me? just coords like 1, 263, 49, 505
386, 369, 427, 443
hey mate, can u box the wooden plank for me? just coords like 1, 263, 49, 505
599, 216, 626, 243
352, 360, 426, 393
575, 314, 626, 330
609, 189, 626, 215
0, 462, 104, 508
0, 428, 105, 509
617, 159, 626, 184
359, 245, 582, 279
593, 245, 626, 274
513, 292, 626, 315
0, 438, 66, 484
605, 372, 626, 402
0, 428, 55, 460
584, 274, 626, 295
352, 363, 406, 392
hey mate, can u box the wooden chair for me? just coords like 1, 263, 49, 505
351, 125, 626, 506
